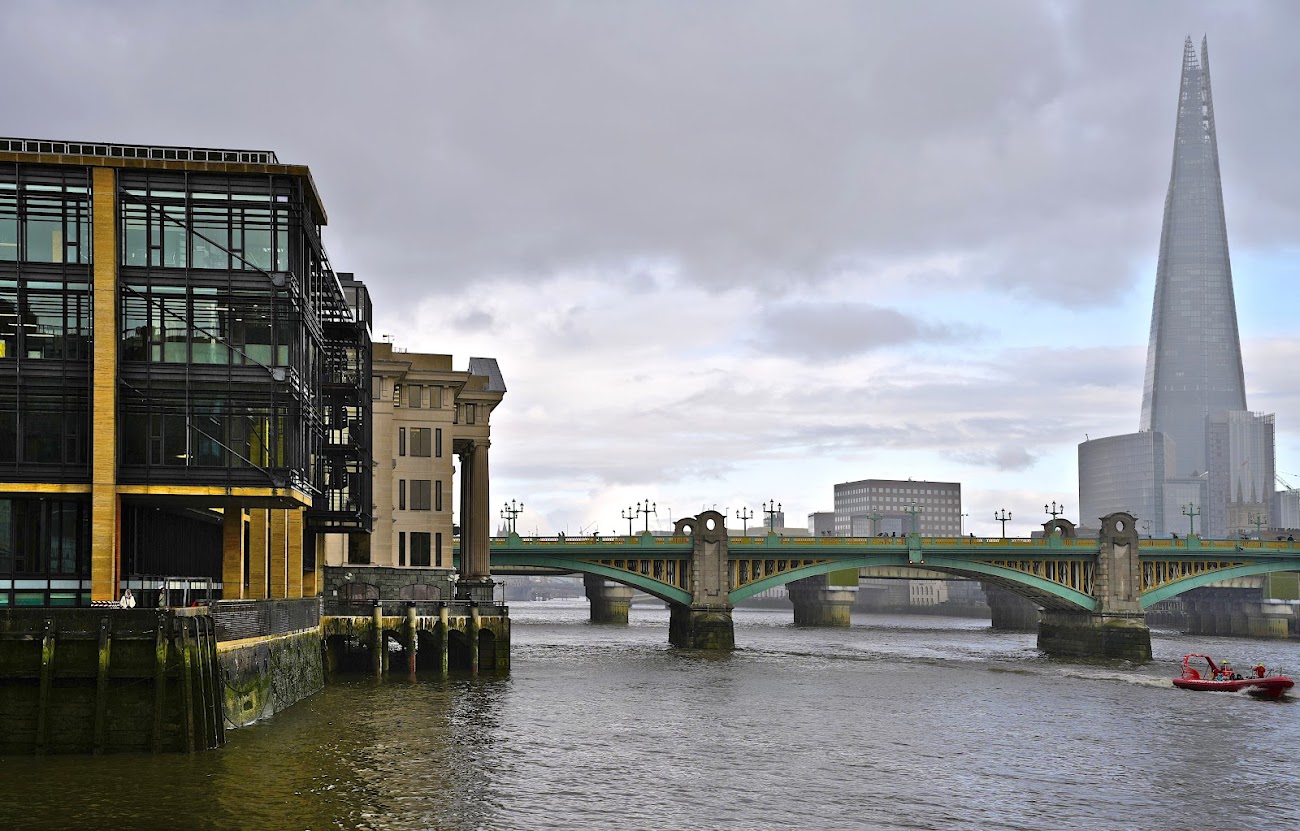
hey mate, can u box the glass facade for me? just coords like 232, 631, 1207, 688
1078, 432, 1172, 535
0, 163, 92, 483
1206, 411, 1274, 537
0, 495, 91, 607
1139, 37, 1247, 478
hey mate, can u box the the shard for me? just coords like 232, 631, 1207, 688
1138, 36, 1247, 479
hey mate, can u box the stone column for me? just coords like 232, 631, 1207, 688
456, 439, 494, 602
269, 509, 289, 599
787, 573, 857, 627
584, 574, 633, 624
221, 509, 245, 600
247, 509, 269, 600
286, 509, 303, 599
1038, 512, 1151, 661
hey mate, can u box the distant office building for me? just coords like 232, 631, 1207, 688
808, 512, 836, 537
834, 479, 962, 537
1079, 39, 1280, 537
1274, 489, 1300, 531
1206, 411, 1274, 538
1078, 432, 1173, 535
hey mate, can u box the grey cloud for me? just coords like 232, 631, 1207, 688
952, 446, 1038, 472
752, 302, 979, 360
452, 309, 495, 332
6, 2, 1299, 315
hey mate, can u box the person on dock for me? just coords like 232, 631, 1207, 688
118, 588, 136, 609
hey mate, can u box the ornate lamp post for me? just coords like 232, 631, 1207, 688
866, 512, 882, 536
636, 499, 657, 534
736, 506, 754, 536
501, 499, 524, 535
1044, 501, 1065, 522
1182, 503, 1200, 537
904, 502, 922, 535
762, 500, 782, 533
1249, 512, 1266, 539
994, 509, 1012, 539
960, 513, 969, 536
621, 506, 637, 537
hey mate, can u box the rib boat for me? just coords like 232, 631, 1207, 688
1172, 654, 1293, 700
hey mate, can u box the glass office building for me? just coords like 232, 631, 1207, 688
1078, 432, 1173, 535
1139, 37, 1247, 479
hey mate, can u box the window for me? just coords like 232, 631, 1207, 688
464, 403, 475, 425
410, 532, 431, 567
411, 427, 431, 457
435, 428, 442, 458
411, 480, 432, 511
435, 480, 442, 511
408, 385, 422, 408
398, 479, 406, 510
398, 427, 406, 457
393, 383, 402, 407
371, 375, 382, 401
398, 532, 406, 566
428, 386, 441, 408
435, 532, 443, 567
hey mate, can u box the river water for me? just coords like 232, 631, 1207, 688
2, 601, 1298, 831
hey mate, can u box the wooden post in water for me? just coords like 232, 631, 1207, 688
372, 603, 384, 678
438, 604, 450, 675
152, 614, 169, 753
469, 604, 480, 675
406, 604, 418, 675
35, 617, 55, 755
207, 616, 226, 747
178, 619, 196, 753
189, 618, 212, 750
93, 616, 112, 754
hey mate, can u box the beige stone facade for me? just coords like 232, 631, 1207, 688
324, 343, 504, 574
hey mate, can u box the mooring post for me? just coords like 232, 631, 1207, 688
406, 603, 418, 675
372, 602, 384, 678
178, 619, 196, 754
93, 616, 112, 754
35, 617, 55, 755
469, 603, 481, 674
152, 613, 169, 753
438, 603, 450, 675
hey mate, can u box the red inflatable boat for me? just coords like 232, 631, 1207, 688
1172, 654, 1293, 700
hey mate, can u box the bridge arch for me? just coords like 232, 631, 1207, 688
490, 553, 692, 605
728, 555, 1096, 611
1140, 558, 1300, 606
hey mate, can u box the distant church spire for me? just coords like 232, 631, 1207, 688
1139, 35, 1247, 477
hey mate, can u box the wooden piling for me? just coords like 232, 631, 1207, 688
406, 605, 418, 675
152, 614, 169, 754
372, 605, 384, 678
93, 617, 111, 754
35, 618, 55, 755
469, 605, 480, 675
438, 605, 450, 675
178, 619, 196, 754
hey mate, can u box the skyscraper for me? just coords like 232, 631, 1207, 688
1080, 38, 1276, 536
1139, 36, 1247, 479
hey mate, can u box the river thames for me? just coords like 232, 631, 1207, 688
2, 602, 1298, 830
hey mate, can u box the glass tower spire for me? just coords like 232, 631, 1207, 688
1139, 36, 1247, 478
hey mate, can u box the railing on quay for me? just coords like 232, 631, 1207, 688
321, 599, 509, 618
209, 598, 321, 643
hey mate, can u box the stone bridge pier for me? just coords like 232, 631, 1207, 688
584, 574, 634, 624
1181, 587, 1294, 639
1037, 512, 1151, 662
668, 511, 734, 649
788, 573, 858, 626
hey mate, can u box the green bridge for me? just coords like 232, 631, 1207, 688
459, 510, 1300, 660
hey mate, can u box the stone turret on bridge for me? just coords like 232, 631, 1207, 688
668, 511, 735, 649
1038, 512, 1150, 661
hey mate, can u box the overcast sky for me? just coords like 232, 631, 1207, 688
5, 1, 1299, 536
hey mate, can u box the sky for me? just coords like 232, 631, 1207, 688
4, 0, 1299, 537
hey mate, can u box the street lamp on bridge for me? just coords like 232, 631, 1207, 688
1249, 512, 1267, 539
994, 509, 1012, 539
1045, 501, 1065, 522
501, 499, 524, 535
904, 502, 922, 535
637, 499, 657, 534
960, 513, 969, 536
1182, 503, 1201, 537
762, 500, 782, 533
736, 506, 754, 535
621, 506, 637, 537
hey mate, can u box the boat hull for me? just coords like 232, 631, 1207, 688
1172, 676, 1294, 700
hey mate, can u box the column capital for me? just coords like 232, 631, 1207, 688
472, 437, 491, 449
